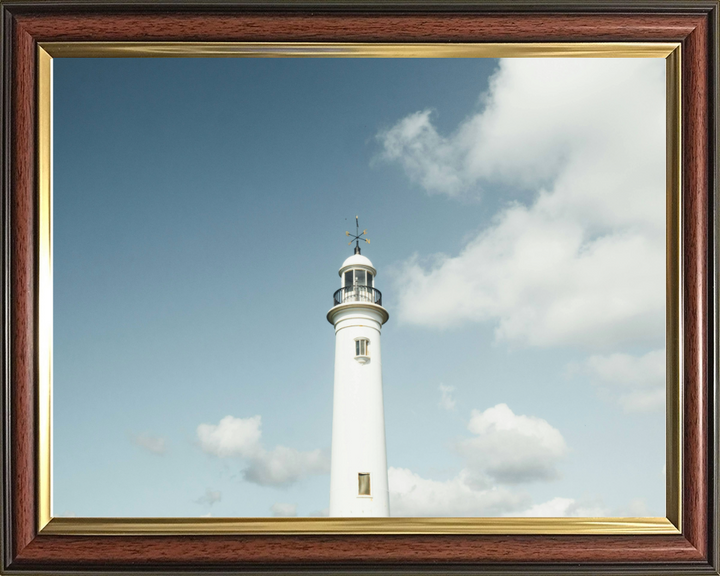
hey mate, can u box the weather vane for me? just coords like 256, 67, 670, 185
346, 216, 370, 255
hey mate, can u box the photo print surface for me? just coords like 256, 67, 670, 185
53, 56, 666, 518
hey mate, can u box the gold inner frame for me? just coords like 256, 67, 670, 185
36, 41, 682, 536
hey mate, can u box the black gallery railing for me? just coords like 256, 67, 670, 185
333, 285, 382, 307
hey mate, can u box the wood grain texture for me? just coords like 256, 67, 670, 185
1, 3, 717, 573
9, 17, 36, 561
13, 12, 704, 43
11, 534, 707, 567
1, 8, 12, 570
681, 11, 710, 561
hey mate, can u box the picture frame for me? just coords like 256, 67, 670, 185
0, 1, 717, 573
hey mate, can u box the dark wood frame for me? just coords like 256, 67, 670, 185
1, 1, 717, 573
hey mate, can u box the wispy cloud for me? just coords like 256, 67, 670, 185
378, 109, 469, 196
271, 503, 298, 517
195, 488, 222, 507
617, 497, 652, 517
506, 496, 607, 517
510, 495, 658, 517
131, 432, 167, 455
569, 349, 665, 412
197, 415, 329, 487
438, 384, 456, 411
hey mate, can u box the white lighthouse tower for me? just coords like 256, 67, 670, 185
327, 218, 390, 517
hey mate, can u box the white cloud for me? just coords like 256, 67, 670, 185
379, 58, 665, 351
389, 469, 609, 517
197, 415, 329, 487
271, 502, 298, 517
389, 467, 528, 516
458, 404, 567, 484
195, 488, 222, 507
197, 415, 262, 458
506, 496, 607, 517
571, 349, 665, 412
131, 433, 167, 455
388, 404, 568, 515
438, 384, 456, 410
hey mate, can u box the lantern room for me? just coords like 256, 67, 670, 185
333, 254, 383, 307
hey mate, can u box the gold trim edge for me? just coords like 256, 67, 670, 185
39, 42, 680, 58
35, 41, 684, 537
665, 45, 683, 531
43, 517, 679, 536
37, 46, 53, 533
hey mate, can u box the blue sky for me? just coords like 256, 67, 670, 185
53, 56, 666, 518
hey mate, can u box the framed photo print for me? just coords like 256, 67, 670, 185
1, 1, 717, 574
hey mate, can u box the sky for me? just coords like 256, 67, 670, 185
52, 56, 666, 518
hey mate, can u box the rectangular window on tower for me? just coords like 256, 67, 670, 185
355, 339, 368, 357
367, 272, 373, 287
344, 271, 353, 288
358, 473, 371, 496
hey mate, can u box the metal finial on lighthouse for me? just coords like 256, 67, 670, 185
346, 215, 370, 255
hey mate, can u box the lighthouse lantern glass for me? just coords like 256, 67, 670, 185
344, 271, 352, 288
354, 269, 366, 286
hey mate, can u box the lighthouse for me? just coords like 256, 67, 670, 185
327, 219, 390, 517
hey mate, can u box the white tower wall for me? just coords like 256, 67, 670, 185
327, 255, 390, 517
